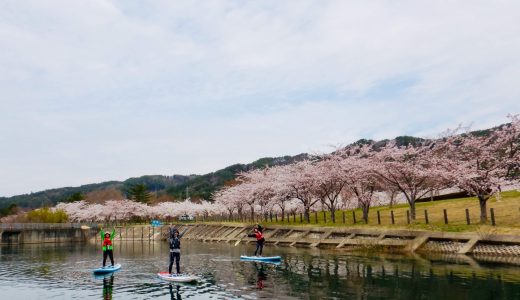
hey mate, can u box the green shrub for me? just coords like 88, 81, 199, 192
25, 208, 68, 223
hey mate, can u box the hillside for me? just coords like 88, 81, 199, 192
263, 190, 520, 234
0, 175, 192, 210
0, 154, 309, 210
165, 153, 310, 200
0, 126, 500, 212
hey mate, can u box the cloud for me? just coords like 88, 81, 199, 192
0, 0, 519, 196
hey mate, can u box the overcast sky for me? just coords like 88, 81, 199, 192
1, 1, 519, 196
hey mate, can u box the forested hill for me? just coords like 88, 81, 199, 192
0, 122, 504, 212
165, 153, 310, 200
0, 154, 310, 210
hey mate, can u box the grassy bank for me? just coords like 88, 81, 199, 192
243, 190, 520, 235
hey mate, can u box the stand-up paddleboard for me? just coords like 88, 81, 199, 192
157, 272, 199, 283
93, 264, 121, 275
240, 255, 282, 262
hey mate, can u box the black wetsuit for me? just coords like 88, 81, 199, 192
169, 229, 187, 274
103, 250, 114, 267
248, 231, 264, 256
255, 240, 264, 256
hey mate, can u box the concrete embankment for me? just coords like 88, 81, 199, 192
0, 223, 98, 244
6, 222, 520, 264
177, 223, 520, 261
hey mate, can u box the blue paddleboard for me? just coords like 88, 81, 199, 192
93, 264, 121, 275
240, 255, 281, 262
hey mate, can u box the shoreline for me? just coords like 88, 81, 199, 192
179, 223, 520, 259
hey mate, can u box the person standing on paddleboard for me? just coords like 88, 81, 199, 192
169, 227, 188, 275
100, 229, 116, 267
248, 227, 265, 256
255, 223, 263, 233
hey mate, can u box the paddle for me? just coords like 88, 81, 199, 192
235, 234, 248, 246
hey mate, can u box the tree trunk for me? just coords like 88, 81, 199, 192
362, 205, 369, 223
409, 201, 416, 221
281, 208, 285, 221
250, 206, 255, 222
330, 206, 336, 223
478, 194, 489, 223
304, 206, 310, 223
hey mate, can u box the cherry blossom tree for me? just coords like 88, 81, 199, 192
341, 155, 381, 223
214, 184, 247, 221
502, 114, 520, 180
383, 186, 400, 208
280, 160, 320, 223
153, 201, 179, 220
236, 169, 270, 221
55, 201, 88, 222
436, 116, 520, 222
213, 189, 236, 220
371, 141, 447, 221
313, 156, 349, 223
259, 165, 293, 220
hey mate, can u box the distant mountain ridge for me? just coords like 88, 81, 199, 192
0, 154, 310, 209
1, 126, 497, 210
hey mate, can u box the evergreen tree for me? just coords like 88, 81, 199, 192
128, 184, 151, 203
63, 192, 86, 203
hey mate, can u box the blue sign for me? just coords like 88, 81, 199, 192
150, 220, 162, 227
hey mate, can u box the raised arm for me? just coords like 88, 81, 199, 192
100, 229, 105, 239
179, 228, 188, 238
110, 229, 116, 241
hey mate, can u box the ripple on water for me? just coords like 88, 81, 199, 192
3, 241, 520, 299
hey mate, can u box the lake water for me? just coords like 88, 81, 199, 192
1, 240, 520, 299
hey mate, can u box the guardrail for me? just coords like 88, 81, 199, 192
0, 223, 99, 230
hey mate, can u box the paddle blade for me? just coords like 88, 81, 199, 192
234, 240, 241, 246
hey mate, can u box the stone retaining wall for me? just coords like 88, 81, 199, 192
178, 223, 520, 257
1, 225, 97, 244
9, 222, 520, 259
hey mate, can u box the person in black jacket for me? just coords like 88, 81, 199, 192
169, 227, 188, 274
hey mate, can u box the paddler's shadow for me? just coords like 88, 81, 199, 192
253, 262, 267, 290
102, 275, 114, 300
169, 284, 182, 300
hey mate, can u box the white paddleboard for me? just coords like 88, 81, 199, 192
157, 272, 199, 283
93, 264, 121, 275
240, 255, 282, 262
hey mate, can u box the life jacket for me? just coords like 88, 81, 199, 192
170, 236, 181, 249
102, 237, 113, 251
254, 231, 264, 241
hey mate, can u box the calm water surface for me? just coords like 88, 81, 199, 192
1, 240, 520, 299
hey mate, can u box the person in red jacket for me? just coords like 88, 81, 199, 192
248, 227, 265, 256
100, 229, 116, 267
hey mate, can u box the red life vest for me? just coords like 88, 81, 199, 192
254, 231, 264, 241
102, 237, 113, 251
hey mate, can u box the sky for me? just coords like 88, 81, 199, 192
1, 1, 519, 197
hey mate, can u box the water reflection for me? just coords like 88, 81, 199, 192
1, 241, 520, 299
252, 262, 267, 289
102, 275, 113, 300
169, 284, 181, 300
